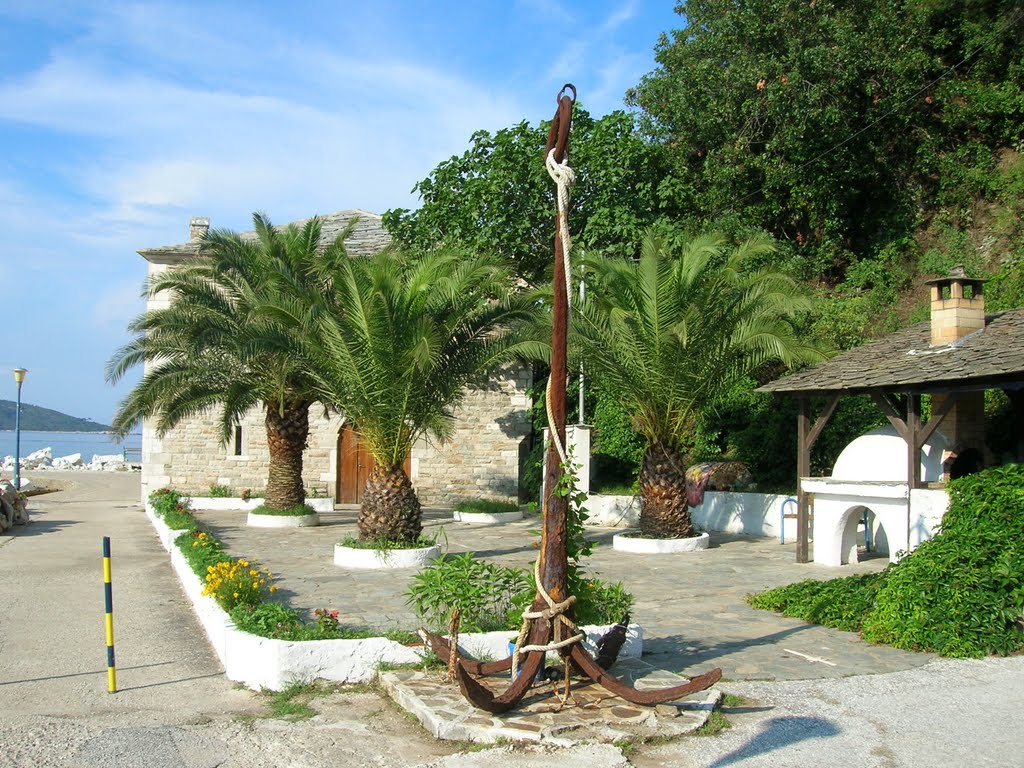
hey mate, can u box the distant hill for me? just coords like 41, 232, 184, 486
0, 400, 112, 432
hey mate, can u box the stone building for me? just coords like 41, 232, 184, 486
136, 210, 533, 506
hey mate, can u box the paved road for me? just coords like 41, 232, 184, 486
1, 472, 1022, 767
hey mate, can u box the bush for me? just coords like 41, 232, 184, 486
861, 464, 1024, 657
406, 552, 635, 633
749, 464, 1024, 657
148, 488, 195, 530
202, 558, 276, 611
747, 573, 886, 632
178, 529, 227, 576
406, 553, 532, 633
208, 484, 232, 498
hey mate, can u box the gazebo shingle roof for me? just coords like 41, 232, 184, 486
138, 209, 391, 262
759, 307, 1024, 396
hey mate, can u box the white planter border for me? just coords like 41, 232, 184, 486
333, 543, 440, 569
612, 531, 710, 554
145, 503, 643, 691
246, 511, 320, 528
452, 509, 523, 524
187, 496, 334, 513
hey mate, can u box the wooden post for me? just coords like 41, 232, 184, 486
796, 397, 811, 563
907, 393, 921, 490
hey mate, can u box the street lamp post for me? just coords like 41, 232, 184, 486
12, 368, 27, 491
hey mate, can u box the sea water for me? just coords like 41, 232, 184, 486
0, 430, 142, 461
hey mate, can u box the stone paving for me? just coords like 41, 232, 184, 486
189, 504, 935, 684
381, 659, 721, 745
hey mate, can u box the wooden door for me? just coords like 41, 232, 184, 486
336, 424, 411, 503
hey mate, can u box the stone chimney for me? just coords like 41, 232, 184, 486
925, 265, 988, 480
926, 264, 986, 345
189, 216, 210, 242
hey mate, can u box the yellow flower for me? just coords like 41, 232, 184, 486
269, 587, 278, 593
233, 592, 239, 598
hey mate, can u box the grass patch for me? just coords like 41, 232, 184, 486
721, 692, 746, 708
263, 680, 334, 721
249, 503, 316, 516
339, 534, 438, 550
376, 652, 446, 673
453, 499, 519, 515
693, 710, 732, 736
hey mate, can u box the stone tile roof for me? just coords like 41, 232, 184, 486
759, 307, 1024, 395
138, 209, 391, 262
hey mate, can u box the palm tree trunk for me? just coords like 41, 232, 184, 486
358, 463, 422, 543
639, 442, 694, 538
264, 401, 310, 511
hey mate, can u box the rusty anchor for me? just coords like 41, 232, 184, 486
425, 84, 721, 714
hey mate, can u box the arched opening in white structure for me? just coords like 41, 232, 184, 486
838, 505, 891, 564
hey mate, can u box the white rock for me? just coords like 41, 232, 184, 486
23, 448, 52, 469
53, 453, 84, 469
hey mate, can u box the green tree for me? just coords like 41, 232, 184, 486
107, 213, 351, 511
572, 232, 822, 538
383, 108, 684, 284
272, 248, 542, 542
627, 0, 1024, 280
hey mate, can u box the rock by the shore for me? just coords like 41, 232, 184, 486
0, 480, 30, 531
1, 448, 139, 474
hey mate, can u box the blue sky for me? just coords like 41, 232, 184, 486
0, 0, 681, 425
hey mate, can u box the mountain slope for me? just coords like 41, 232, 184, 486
0, 400, 112, 432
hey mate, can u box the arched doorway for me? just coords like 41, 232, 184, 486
336, 424, 411, 503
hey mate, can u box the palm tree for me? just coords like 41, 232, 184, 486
270, 247, 541, 542
572, 231, 822, 538
107, 212, 352, 511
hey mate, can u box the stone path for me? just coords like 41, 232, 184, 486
190, 504, 932, 683
7, 472, 1023, 767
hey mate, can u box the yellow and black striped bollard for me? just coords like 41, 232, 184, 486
102, 536, 117, 693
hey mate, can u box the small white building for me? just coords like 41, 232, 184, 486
135, 212, 533, 506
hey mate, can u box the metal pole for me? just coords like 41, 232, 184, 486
102, 536, 117, 693
578, 277, 585, 424
12, 368, 26, 491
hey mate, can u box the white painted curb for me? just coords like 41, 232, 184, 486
246, 512, 320, 527
452, 509, 524, 524
612, 531, 710, 554
187, 496, 335, 512
333, 543, 441, 569
144, 504, 645, 691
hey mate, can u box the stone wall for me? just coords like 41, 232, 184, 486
140, 365, 533, 507
409, 365, 533, 507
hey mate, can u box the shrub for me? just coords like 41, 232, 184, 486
406, 553, 531, 633
208, 484, 232, 498
149, 488, 196, 531
570, 571, 635, 627
202, 558, 276, 611
749, 464, 1024, 657
229, 601, 304, 639
861, 464, 1024, 657
178, 529, 227, 576
747, 572, 886, 633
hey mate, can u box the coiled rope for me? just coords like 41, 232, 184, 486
543, 145, 576, 466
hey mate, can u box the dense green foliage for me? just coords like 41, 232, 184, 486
0, 400, 111, 432
385, 1, 1024, 491
749, 464, 1024, 657
384, 108, 683, 284
453, 499, 520, 515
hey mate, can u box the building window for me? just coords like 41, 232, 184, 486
233, 426, 243, 456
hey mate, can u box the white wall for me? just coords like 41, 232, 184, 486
586, 491, 798, 540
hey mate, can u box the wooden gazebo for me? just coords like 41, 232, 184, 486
759, 268, 1024, 562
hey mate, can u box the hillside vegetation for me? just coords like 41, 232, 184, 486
0, 400, 112, 432
384, 0, 1024, 492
